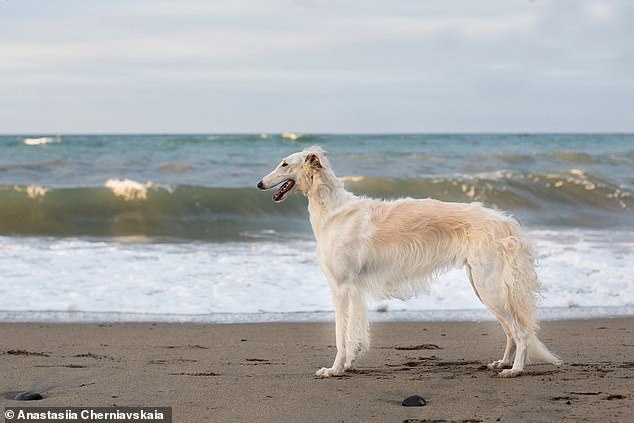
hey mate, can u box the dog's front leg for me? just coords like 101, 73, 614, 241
343, 285, 369, 372
315, 286, 348, 378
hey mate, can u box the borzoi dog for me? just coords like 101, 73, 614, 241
257, 146, 562, 378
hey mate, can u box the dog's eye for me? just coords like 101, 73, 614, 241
281, 162, 288, 167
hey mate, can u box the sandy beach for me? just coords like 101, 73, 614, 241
1, 318, 632, 422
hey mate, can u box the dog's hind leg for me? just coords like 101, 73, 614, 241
343, 285, 369, 371
467, 264, 515, 369
466, 258, 525, 375
488, 319, 515, 369
497, 323, 530, 378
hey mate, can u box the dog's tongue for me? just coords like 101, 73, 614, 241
273, 180, 294, 201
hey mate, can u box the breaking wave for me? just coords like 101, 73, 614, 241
0, 171, 632, 240
343, 169, 632, 211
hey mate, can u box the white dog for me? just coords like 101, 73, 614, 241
257, 146, 562, 378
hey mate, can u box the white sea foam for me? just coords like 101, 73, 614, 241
339, 176, 366, 183
105, 178, 152, 201
22, 136, 61, 146
14, 184, 49, 199
0, 229, 632, 322
281, 131, 302, 141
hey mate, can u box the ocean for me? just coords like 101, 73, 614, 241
1, 133, 632, 322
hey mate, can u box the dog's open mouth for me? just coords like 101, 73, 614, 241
272, 179, 295, 202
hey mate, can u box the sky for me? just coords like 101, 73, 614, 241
1, 0, 632, 133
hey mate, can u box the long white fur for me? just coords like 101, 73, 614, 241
258, 146, 562, 378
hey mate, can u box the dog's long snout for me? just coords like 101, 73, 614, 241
257, 180, 265, 190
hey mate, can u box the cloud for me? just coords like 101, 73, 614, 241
0, 0, 632, 132
586, 1, 615, 23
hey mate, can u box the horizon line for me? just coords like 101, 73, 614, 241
2, 131, 634, 136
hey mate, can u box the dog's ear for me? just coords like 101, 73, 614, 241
305, 153, 322, 170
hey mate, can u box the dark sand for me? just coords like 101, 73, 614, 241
1, 318, 632, 422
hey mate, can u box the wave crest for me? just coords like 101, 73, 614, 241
22, 136, 61, 146
105, 178, 152, 201
1, 171, 632, 240
13, 185, 49, 199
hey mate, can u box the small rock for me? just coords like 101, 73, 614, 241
15, 391, 43, 401
402, 395, 426, 407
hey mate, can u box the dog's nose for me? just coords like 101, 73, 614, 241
257, 180, 265, 190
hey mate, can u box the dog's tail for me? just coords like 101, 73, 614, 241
497, 222, 562, 365
527, 333, 563, 365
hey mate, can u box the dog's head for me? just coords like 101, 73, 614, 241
257, 146, 326, 202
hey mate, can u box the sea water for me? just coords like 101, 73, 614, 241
0, 134, 632, 322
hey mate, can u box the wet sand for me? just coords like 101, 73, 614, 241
1, 318, 632, 422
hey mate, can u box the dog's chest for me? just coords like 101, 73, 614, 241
313, 223, 371, 281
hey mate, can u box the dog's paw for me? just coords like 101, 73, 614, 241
315, 367, 344, 378
487, 360, 513, 370
497, 369, 522, 378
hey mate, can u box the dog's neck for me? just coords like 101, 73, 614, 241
304, 166, 356, 234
